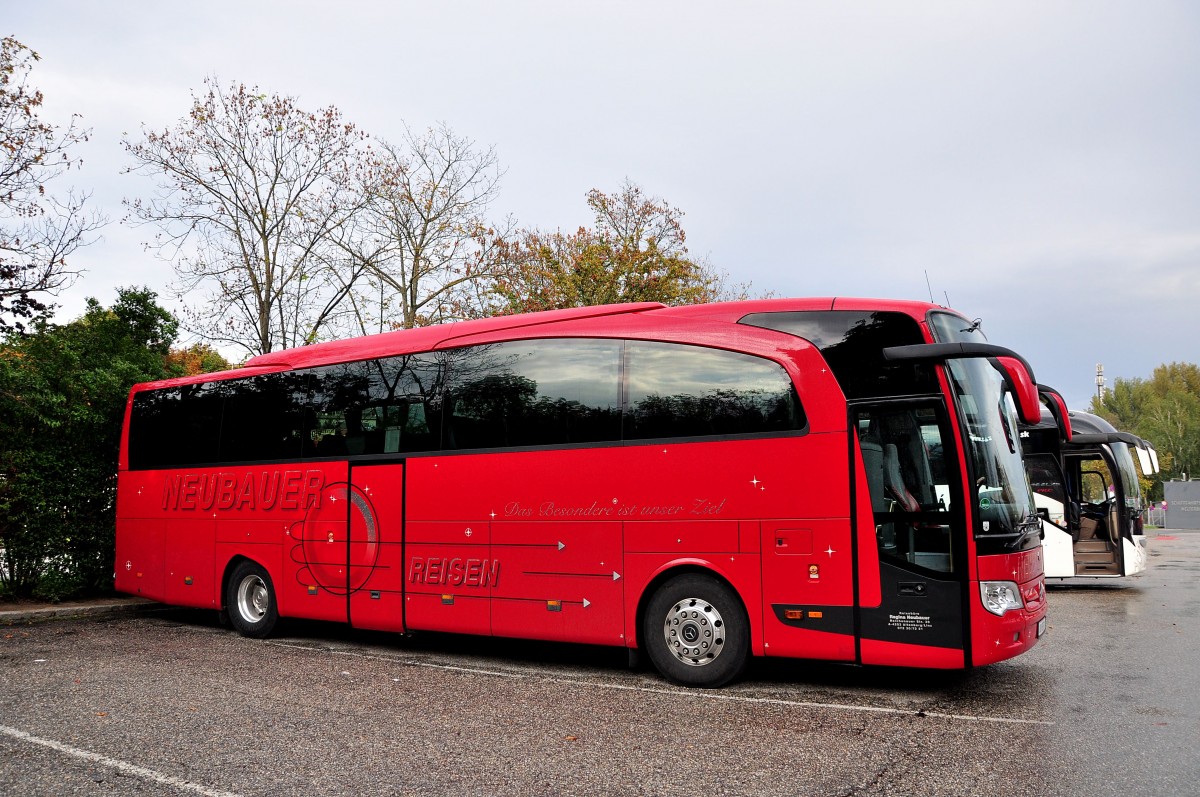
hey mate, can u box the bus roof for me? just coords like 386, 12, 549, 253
1066, 411, 1118, 436
243, 302, 667, 370
139, 296, 959, 389
655, 296, 955, 320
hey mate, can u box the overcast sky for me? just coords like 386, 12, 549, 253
9, 1, 1199, 408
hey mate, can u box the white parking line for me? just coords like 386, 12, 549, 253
0, 724, 245, 797
264, 640, 1054, 726
269, 640, 526, 679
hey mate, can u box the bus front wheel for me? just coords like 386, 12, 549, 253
644, 574, 748, 688
226, 561, 278, 639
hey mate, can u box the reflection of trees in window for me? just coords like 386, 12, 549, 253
129, 336, 809, 468
218, 372, 309, 462
624, 342, 802, 440
449, 372, 538, 448
626, 388, 796, 439
308, 354, 444, 455
445, 339, 622, 449
531, 395, 620, 444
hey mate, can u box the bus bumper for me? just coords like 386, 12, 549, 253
970, 577, 1047, 666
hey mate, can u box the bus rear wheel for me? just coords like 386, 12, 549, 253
226, 561, 278, 639
644, 574, 748, 688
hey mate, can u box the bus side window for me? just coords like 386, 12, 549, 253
214, 374, 308, 464
444, 339, 622, 450
624, 341, 804, 440
305, 354, 444, 457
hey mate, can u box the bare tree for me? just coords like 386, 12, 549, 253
122, 79, 368, 356
355, 124, 508, 329
0, 37, 106, 332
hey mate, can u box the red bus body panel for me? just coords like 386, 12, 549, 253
972, 546, 1047, 666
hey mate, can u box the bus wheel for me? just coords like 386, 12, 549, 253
226, 561, 278, 639
644, 574, 748, 688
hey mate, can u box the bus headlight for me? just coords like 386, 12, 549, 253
980, 581, 1024, 616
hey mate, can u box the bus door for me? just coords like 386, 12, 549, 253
346, 464, 405, 632
853, 401, 970, 668
1076, 462, 1123, 576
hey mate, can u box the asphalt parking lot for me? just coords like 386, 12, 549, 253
2, 529, 1196, 797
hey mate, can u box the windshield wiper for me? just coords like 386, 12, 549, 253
1010, 517, 1043, 548
975, 516, 1042, 548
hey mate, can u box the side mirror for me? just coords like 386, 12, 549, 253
993, 356, 1042, 425
1134, 445, 1154, 477
1036, 384, 1074, 441
880, 341, 1043, 424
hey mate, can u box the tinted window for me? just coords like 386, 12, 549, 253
307, 354, 445, 456
129, 337, 807, 469
740, 310, 937, 399
624, 342, 803, 440
217, 372, 309, 463
445, 339, 621, 450
129, 382, 224, 469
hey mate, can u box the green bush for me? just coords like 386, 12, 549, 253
0, 288, 177, 599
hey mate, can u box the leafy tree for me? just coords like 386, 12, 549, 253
1141, 391, 1200, 479
492, 180, 747, 314
165, 342, 231, 377
0, 288, 177, 599
1091, 362, 1200, 493
1090, 378, 1146, 431
0, 36, 106, 332
123, 79, 368, 356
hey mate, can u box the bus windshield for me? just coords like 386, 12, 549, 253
928, 314, 1038, 544
1111, 441, 1144, 511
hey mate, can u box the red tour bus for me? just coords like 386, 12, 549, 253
116, 298, 1049, 687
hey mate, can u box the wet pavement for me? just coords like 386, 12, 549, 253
0, 529, 1196, 796
1034, 529, 1200, 794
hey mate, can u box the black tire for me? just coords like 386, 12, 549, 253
643, 573, 749, 688
225, 560, 278, 639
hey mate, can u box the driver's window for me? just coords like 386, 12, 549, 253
1026, 454, 1068, 530
857, 404, 958, 573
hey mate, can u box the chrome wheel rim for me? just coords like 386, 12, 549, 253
663, 597, 725, 666
236, 574, 269, 624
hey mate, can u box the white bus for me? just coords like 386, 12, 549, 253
1022, 405, 1158, 580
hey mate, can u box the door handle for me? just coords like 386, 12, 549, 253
898, 581, 927, 597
